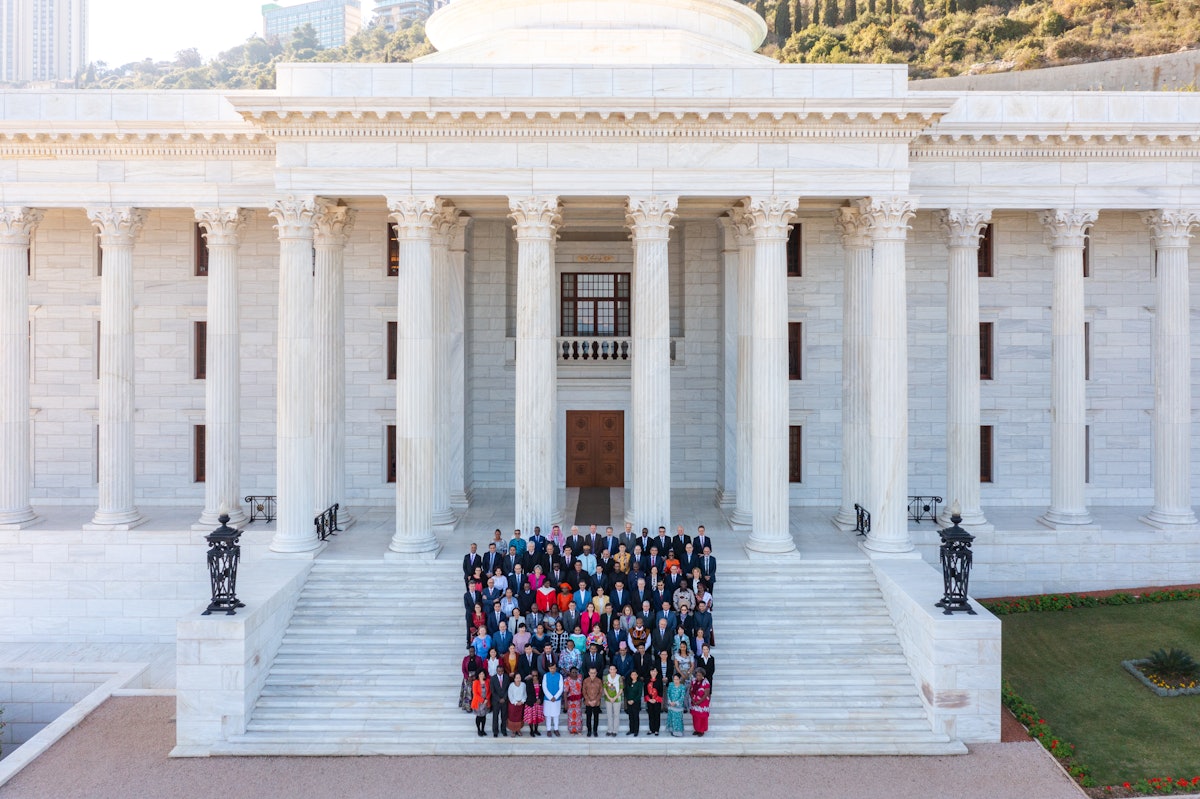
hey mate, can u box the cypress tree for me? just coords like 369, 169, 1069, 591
884, 0, 893, 18
844, 0, 857, 22
812, 0, 822, 27
755, 0, 768, 23
867, 0, 876, 13
823, 0, 838, 26
774, 0, 793, 42
795, 0, 806, 29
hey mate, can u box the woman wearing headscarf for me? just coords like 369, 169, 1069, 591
689, 667, 711, 737
461, 645, 484, 712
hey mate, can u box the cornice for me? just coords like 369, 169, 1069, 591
0, 130, 273, 158
913, 128, 1200, 160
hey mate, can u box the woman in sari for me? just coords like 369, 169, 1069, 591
644, 666, 663, 736
564, 666, 584, 735
471, 670, 491, 736
689, 667, 711, 736
506, 673, 527, 736
665, 673, 686, 737
523, 669, 545, 736
673, 640, 695, 685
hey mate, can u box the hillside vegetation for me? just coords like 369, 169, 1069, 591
75, 0, 1200, 89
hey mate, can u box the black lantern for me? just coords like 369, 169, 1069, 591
203, 513, 245, 616
936, 501, 977, 615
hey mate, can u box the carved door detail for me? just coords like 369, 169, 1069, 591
566, 410, 624, 487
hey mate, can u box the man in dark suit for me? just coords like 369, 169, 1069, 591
493, 619, 514, 655
547, 562, 568, 592
670, 525, 692, 561
489, 670, 510, 736
692, 600, 714, 647
679, 542, 699, 576
589, 567, 611, 594
463, 543, 482, 585
597, 551, 615, 575
693, 525, 713, 556
537, 643, 558, 674
663, 566, 684, 599
675, 605, 696, 638
633, 642, 654, 680
561, 603, 580, 637
561, 546, 577, 575
635, 528, 651, 556
601, 527, 620, 561
610, 578, 631, 612
528, 527, 547, 559
518, 643, 538, 678
619, 522, 638, 554
646, 546, 665, 577
487, 601, 507, 634
508, 563, 529, 594
503, 546, 523, 575
654, 602, 677, 636
699, 547, 717, 586
582, 642, 606, 676
650, 616, 673, 653
565, 526, 585, 561
652, 526, 671, 558
584, 524, 603, 556
481, 542, 502, 578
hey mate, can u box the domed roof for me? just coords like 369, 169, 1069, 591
421, 0, 771, 64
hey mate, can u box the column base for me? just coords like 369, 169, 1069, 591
831, 506, 858, 532
269, 533, 323, 554
744, 533, 798, 557
432, 507, 458, 532
385, 538, 443, 560
1038, 509, 1096, 529
1140, 508, 1199, 529
85, 509, 145, 531
193, 507, 249, 532
728, 508, 752, 532
0, 508, 40, 530
860, 534, 915, 555
267, 541, 327, 559
935, 510, 993, 534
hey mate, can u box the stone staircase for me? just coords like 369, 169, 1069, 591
213, 557, 965, 755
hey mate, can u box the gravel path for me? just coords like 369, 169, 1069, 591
0, 697, 1085, 799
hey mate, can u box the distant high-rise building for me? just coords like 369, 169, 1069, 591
262, 0, 362, 48
0, 0, 88, 83
372, 0, 446, 30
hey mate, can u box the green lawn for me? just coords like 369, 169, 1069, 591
1002, 600, 1200, 786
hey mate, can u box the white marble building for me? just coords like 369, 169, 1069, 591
1, 0, 1199, 758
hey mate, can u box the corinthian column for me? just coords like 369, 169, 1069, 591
627, 196, 677, 533
937, 209, 992, 530
194, 208, 249, 529
509, 197, 561, 537
268, 196, 319, 553
861, 197, 917, 554
448, 218, 471, 511
313, 200, 355, 527
744, 196, 798, 556
833, 206, 872, 531
432, 204, 464, 529
1039, 209, 1097, 528
86, 207, 147, 530
0, 208, 43, 528
1142, 210, 1200, 527
387, 197, 442, 557
729, 207, 755, 530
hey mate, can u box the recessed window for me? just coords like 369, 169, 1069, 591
386, 424, 397, 483
1084, 424, 1091, 484
95, 321, 101, 380
387, 223, 399, 276
1084, 322, 1091, 381
194, 321, 207, 380
979, 322, 994, 381
194, 223, 209, 277
980, 425, 993, 483
194, 425, 206, 483
788, 322, 802, 380
786, 224, 802, 277
387, 321, 398, 380
977, 223, 994, 278
94, 236, 103, 277
560, 273, 631, 337
788, 425, 802, 483
1082, 236, 1090, 278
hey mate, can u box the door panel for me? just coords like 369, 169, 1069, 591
566, 410, 624, 488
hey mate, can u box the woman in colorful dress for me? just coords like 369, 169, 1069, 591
471, 670, 491, 736
468, 603, 487, 644
673, 640, 695, 685
506, 673, 527, 736
502, 643, 519, 677
523, 669, 545, 736
471, 627, 492, 661
564, 666, 584, 735
528, 564, 547, 593
665, 673, 687, 737
644, 666, 663, 736
461, 646, 484, 712
689, 667, 711, 737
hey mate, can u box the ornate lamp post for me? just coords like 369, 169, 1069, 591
936, 500, 977, 615
203, 512, 245, 616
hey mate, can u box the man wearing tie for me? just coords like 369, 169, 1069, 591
693, 525, 713, 556
653, 526, 671, 558
490, 670, 510, 737
518, 643, 538, 678
463, 542, 482, 586
699, 546, 717, 586
670, 525, 691, 561
601, 527, 620, 562
481, 542, 501, 578
565, 526, 585, 560
488, 601, 506, 634
619, 522, 638, 553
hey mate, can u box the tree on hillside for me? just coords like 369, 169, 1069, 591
775, 0, 793, 42
845, 0, 857, 24
823, 0, 839, 27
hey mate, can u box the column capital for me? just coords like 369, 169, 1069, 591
834, 206, 873, 249
625, 196, 678, 241
856, 196, 917, 241
268, 196, 317, 240
1142, 209, 1200, 248
433, 202, 464, 246
387, 196, 441, 240
508, 196, 562, 240
937, 208, 992, 249
727, 205, 755, 245
194, 208, 250, 247
1039, 208, 1097, 248
744, 196, 799, 240
0, 207, 45, 246
86, 207, 147, 245
313, 200, 357, 246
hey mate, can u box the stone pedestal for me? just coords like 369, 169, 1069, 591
744, 197, 798, 556
0, 208, 43, 529
194, 209, 250, 530
85, 207, 147, 531
1038, 209, 1097, 528
861, 197, 917, 554
387, 197, 443, 557
833, 206, 872, 531
1142, 210, 1199, 527
509, 197, 561, 537
936, 209, 991, 531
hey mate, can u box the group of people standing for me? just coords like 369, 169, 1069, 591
460, 522, 717, 739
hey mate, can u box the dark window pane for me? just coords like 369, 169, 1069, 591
788, 323, 802, 380
386, 425, 397, 483
977, 223, 994, 277
194, 425, 206, 483
387, 223, 399, 276
194, 321, 207, 380
979, 322, 993, 381
387, 321, 398, 380
194, 223, 209, 277
788, 426, 802, 483
786, 224, 802, 276
980, 425, 993, 483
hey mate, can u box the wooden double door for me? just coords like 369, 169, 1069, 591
566, 410, 625, 488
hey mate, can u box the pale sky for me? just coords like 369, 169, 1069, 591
89, 0, 284, 66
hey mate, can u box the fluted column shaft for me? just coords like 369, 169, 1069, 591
833, 207, 873, 529
432, 206, 463, 527
195, 209, 249, 528
1143, 210, 1199, 526
1039, 209, 1097, 527
448, 219, 471, 510
268, 197, 318, 552
862, 197, 917, 554
745, 197, 798, 555
938, 209, 991, 529
313, 201, 355, 524
0, 208, 43, 527
86, 208, 146, 529
729, 208, 755, 529
627, 197, 677, 532
388, 197, 442, 556
509, 197, 561, 536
